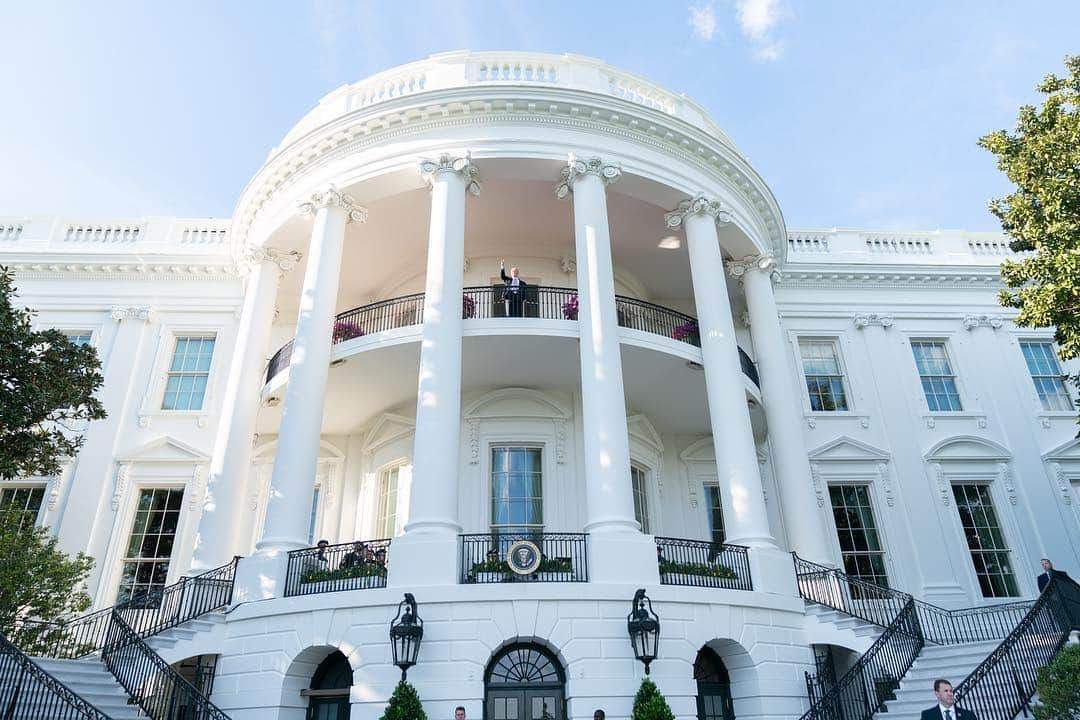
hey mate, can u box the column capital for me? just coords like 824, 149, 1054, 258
110, 305, 154, 322
298, 185, 368, 223
726, 253, 779, 280
238, 245, 303, 276
664, 194, 733, 228
419, 153, 482, 196
554, 154, 621, 199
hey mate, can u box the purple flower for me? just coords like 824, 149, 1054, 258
332, 320, 365, 342
562, 294, 579, 320
672, 320, 698, 342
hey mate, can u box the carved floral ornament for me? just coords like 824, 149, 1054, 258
111, 305, 154, 322
663, 194, 733, 229
239, 245, 303, 276
419, 153, 482, 196
554, 154, 622, 199
297, 185, 368, 224
726, 253, 778, 280
961, 314, 1004, 331
853, 313, 894, 330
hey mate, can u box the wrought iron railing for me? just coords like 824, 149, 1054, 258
460, 532, 588, 584
463, 285, 578, 320
0, 632, 111, 719
800, 599, 924, 720
953, 575, 1080, 720
102, 612, 230, 720
793, 555, 1033, 644
654, 537, 753, 590
283, 539, 390, 597
14, 558, 238, 659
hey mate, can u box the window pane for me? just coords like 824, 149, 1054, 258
828, 485, 888, 589
490, 447, 543, 531
1021, 341, 1071, 411
799, 340, 849, 412
162, 336, 216, 411
308, 487, 320, 545
117, 488, 184, 603
0, 486, 45, 527
631, 466, 650, 534
912, 341, 962, 411
377, 466, 400, 538
952, 484, 1018, 597
705, 485, 725, 545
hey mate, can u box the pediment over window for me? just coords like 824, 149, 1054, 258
1043, 438, 1080, 463
808, 436, 890, 463
925, 435, 1011, 463
361, 413, 415, 455
627, 414, 663, 455
680, 437, 714, 464
119, 436, 208, 464
463, 388, 571, 420
252, 439, 345, 463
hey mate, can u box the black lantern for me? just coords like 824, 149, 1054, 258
627, 588, 660, 674
389, 593, 423, 680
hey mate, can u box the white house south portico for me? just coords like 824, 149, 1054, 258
2, 51, 1078, 720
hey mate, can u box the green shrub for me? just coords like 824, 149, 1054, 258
379, 679, 427, 720
632, 677, 675, 720
1034, 644, 1080, 720
658, 559, 737, 579
300, 563, 386, 584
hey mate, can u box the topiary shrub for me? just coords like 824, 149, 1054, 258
1034, 644, 1080, 720
379, 679, 427, 720
632, 677, 675, 720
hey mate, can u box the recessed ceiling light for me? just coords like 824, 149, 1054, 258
330, 358, 347, 367
658, 235, 681, 249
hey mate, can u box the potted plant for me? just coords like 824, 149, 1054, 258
535, 556, 573, 582
671, 319, 698, 342
561, 294, 579, 320
462, 293, 476, 319
469, 559, 509, 583
658, 559, 738, 586
332, 319, 365, 342
300, 562, 387, 592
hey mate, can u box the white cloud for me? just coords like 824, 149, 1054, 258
688, 3, 718, 41
735, 0, 787, 61
754, 42, 784, 61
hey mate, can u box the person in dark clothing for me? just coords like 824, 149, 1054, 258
1037, 558, 1071, 592
500, 259, 527, 318
920, 679, 977, 720
340, 542, 368, 569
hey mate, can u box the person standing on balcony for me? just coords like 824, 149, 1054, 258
922, 679, 977, 720
1037, 558, 1071, 592
500, 259, 527, 318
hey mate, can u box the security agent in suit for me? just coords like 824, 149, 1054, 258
500, 259, 527, 318
921, 679, 977, 720
1037, 558, 1071, 592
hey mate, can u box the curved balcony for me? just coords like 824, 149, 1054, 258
265, 287, 760, 387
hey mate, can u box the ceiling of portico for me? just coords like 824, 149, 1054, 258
266, 159, 749, 320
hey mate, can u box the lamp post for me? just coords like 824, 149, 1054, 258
389, 593, 423, 681
627, 588, 660, 674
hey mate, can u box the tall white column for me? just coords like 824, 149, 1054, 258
255, 187, 366, 554
391, 154, 479, 588
189, 245, 300, 574
557, 155, 658, 584
729, 254, 832, 564
665, 196, 776, 549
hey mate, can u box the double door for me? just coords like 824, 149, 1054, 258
487, 688, 563, 720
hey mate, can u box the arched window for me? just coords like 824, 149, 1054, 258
695, 647, 735, 720
303, 651, 351, 720
485, 643, 565, 720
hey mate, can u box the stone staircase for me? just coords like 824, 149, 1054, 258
804, 601, 885, 649
20, 657, 144, 719
878, 640, 1002, 718
143, 612, 225, 657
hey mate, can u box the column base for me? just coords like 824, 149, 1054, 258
232, 551, 289, 602
747, 546, 798, 597
588, 531, 660, 585
387, 532, 460, 588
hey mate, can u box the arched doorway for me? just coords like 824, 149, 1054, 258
303, 650, 351, 720
695, 647, 735, 720
485, 643, 566, 720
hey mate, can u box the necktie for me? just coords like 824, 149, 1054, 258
945, 710, 953, 720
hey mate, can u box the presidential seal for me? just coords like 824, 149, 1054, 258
506, 540, 542, 575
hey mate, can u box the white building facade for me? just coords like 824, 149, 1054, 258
2, 52, 1079, 720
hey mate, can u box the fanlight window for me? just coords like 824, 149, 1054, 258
487, 645, 563, 685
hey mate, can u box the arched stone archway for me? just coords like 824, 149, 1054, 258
279, 645, 355, 720
695, 646, 735, 720
484, 642, 566, 720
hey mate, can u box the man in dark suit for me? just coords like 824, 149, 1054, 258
921, 679, 977, 720
1037, 558, 1071, 592
500, 259, 527, 318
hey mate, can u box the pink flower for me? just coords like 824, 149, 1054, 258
332, 320, 365, 342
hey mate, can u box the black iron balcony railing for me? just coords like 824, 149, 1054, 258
654, 537, 753, 591
0, 632, 111, 719
460, 532, 588, 584
265, 291, 761, 387
284, 539, 390, 597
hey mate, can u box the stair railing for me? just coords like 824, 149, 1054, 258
953, 575, 1080, 720
799, 599, 924, 720
102, 610, 230, 720
0, 632, 111, 719
794, 554, 1034, 645
14, 557, 239, 659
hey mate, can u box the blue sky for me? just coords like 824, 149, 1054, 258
0, 1, 1076, 230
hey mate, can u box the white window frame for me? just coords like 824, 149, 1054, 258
824, 481, 890, 588
630, 464, 652, 535
59, 328, 97, 348
1015, 336, 1074, 414
375, 462, 404, 538
486, 443, 546, 534
797, 336, 853, 413
908, 337, 966, 413
0, 482, 49, 526
949, 478, 1022, 599
139, 322, 227, 423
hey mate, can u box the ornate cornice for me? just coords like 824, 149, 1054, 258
853, 313, 894, 329
239, 245, 303, 276
778, 267, 1005, 290
419, 153, 482, 196
6, 261, 237, 281
297, 185, 368, 223
664, 194, 733, 228
554, 154, 622, 198
726, 253, 777, 280
961, 314, 1004, 331
111, 305, 154, 322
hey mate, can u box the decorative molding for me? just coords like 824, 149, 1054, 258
739, 310, 751, 328
779, 269, 1006, 290
860, 417, 871, 429
297, 185, 369, 223
554, 154, 621, 198
467, 421, 480, 464
111, 305, 154, 322
853, 313, 894, 330
553, 420, 567, 464
1041, 417, 1053, 429
463, 257, 471, 273
7, 262, 238, 281
188, 466, 205, 511
925, 417, 936, 429
933, 463, 950, 506
46, 464, 71, 511
809, 462, 825, 507
877, 462, 895, 507
560, 255, 576, 274
112, 464, 131, 511
962, 314, 1004, 331
976, 417, 988, 429
806, 417, 817, 430
239, 245, 302, 276
419, 153, 482, 196
137, 415, 152, 429
664, 194, 733, 228
726, 253, 778, 280
323, 464, 338, 509
688, 481, 698, 509
999, 463, 1017, 505
1052, 464, 1072, 505
247, 488, 259, 512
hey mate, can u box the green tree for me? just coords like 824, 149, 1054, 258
1034, 643, 1080, 720
632, 677, 675, 720
980, 55, 1080, 417
0, 511, 94, 646
379, 679, 427, 720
